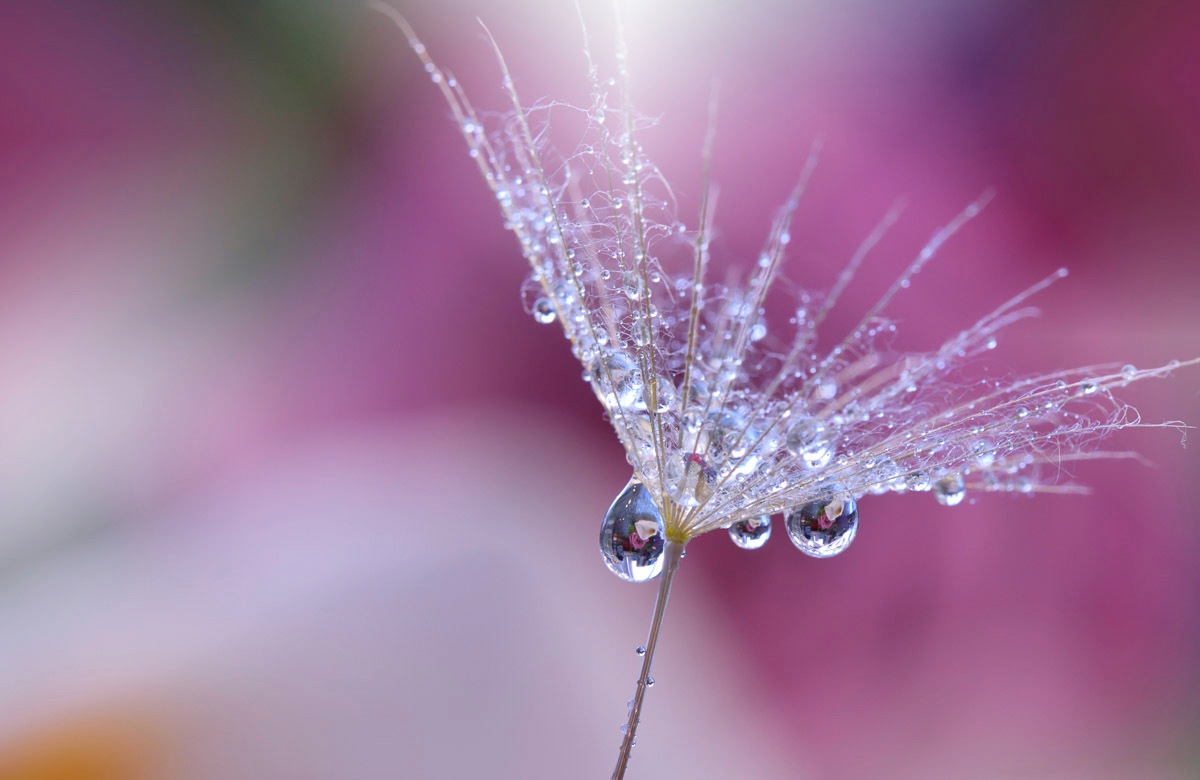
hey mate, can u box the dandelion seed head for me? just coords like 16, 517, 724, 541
384, 6, 1197, 572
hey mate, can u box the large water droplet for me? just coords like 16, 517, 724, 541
600, 480, 665, 582
933, 473, 966, 507
785, 486, 858, 558
729, 515, 772, 550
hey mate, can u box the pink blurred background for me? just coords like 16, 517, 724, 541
1, 1, 1198, 778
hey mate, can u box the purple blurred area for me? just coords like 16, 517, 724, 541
1, 1, 1198, 778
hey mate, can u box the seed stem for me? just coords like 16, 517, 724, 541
611, 538, 685, 780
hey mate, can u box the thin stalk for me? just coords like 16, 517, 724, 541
611, 539, 685, 780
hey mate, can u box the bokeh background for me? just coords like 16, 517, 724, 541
1, 1, 1199, 778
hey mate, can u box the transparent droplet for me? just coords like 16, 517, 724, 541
785, 418, 832, 470
749, 322, 767, 342
532, 297, 556, 324
665, 452, 716, 508
599, 480, 665, 582
785, 486, 858, 558
707, 411, 762, 478
729, 515, 772, 550
905, 470, 932, 492
933, 473, 966, 507
633, 374, 675, 414
1121, 364, 1137, 380
646, 677, 655, 688
1078, 381, 1098, 396
593, 350, 643, 409
635, 646, 646, 656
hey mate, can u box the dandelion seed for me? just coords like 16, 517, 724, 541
374, 4, 1197, 778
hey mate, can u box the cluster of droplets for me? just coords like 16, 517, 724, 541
600, 476, 874, 581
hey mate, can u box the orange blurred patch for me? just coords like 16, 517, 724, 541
0, 708, 163, 780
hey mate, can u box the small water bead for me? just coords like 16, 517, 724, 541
729, 515, 772, 550
816, 378, 838, 400
785, 486, 859, 558
532, 297, 556, 324
749, 322, 767, 342
646, 677, 655, 688
599, 480, 666, 582
933, 473, 966, 507
1121, 364, 1137, 381
1078, 381, 1099, 396
636, 646, 646, 656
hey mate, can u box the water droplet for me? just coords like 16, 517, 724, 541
785, 486, 858, 558
749, 322, 767, 342
665, 452, 716, 507
593, 351, 644, 409
1078, 381, 1098, 396
633, 374, 675, 414
599, 480, 665, 582
635, 646, 646, 656
933, 474, 966, 507
729, 515, 772, 550
785, 418, 833, 469
532, 297, 556, 324
985, 337, 998, 350
646, 677, 655, 687
1121, 364, 1137, 380
905, 470, 932, 492
816, 378, 838, 400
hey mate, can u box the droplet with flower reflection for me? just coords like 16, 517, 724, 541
785, 486, 858, 558
600, 480, 665, 582
728, 515, 772, 550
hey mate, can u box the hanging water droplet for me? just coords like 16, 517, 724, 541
785, 486, 858, 558
933, 473, 966, 507
1121, 364, 1137, 381
599, 480, 665, 583
1078, 381, 1098, 396
646, 677, 655, 688
635, 646, 646, 656
749, 322, 767, 342
532, 297, 556, 324
729, 515, 772, 550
